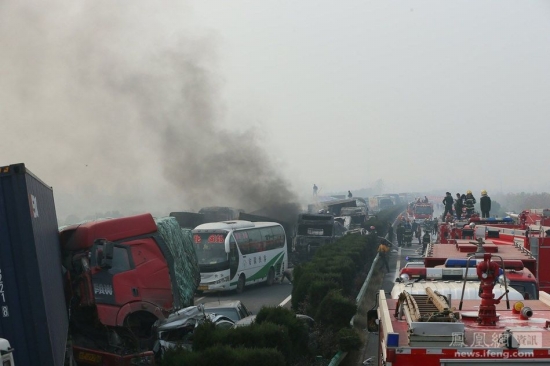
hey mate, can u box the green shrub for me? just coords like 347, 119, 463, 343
337, 327, 362, 352
161, 345, 285, 366
255, 306, 311, 359
193, 321, 291, 361
315, 290, 357, 330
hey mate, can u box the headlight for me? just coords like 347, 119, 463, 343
215, 276, 230, 284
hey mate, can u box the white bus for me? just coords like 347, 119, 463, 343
192, 220, 288, 293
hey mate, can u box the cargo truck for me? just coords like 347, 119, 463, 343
0, 163, 201, 365
292, 213, 346, 261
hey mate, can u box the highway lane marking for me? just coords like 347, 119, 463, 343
279, 294, 292, 307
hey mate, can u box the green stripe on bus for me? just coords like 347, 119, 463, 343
247, 252, 284, 281
229, 251, 285, 285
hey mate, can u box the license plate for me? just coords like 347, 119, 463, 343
198, 285, 208, 291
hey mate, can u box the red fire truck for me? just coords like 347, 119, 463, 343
417, 239, 539, 300
408, 200, 434, 224
377, 252, 550, 365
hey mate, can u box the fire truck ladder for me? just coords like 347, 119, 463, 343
398, 287, 465, 346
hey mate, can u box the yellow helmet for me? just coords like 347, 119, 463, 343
481, 190, 487, 196
467, 190, 472, 194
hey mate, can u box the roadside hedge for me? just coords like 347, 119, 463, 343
193, 320, 292, 361
289, 205, 405, 358
162, 345, 285, 366
291, 233, 373, 316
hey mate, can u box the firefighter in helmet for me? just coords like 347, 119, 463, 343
480, 189, 491, 218
464, 190, 476, 218
403, 221, 413, 247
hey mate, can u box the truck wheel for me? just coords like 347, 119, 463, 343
236, 275, 245, 294
266, 268, 275, 286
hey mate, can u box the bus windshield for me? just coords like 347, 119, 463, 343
193, 233, 228, 265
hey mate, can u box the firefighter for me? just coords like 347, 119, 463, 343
465, 190, 476, 218
378, 239, 391, 272
432, 217, 438, 234
387, 222, 394, 243
480, 190, 491, 218
442, 192, 454, 219
455, 193, 464, 220
367, 226, 378, 247
403, 221, 413, 247
348, 190, 353, 199
411, 220, 418, 240
421, 230, 431, 256
396, 223, 404, 247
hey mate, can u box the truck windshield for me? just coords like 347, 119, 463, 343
193, 233, 228, 265
510, 281, 538, 300
415, 206, 433, 214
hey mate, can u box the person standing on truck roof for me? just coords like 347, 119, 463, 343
442, 192, 454, 220
464, 190, 476, 218
348, 190, 352, 198
454, 193, 464, 220
480, 190, 491, 218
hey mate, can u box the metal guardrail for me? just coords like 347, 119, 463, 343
327, 351, 348, 366
328, 211, 402, 366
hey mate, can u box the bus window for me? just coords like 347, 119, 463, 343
245, 229, 263, 254
260, 228, 273, 251
271, 226, 285, 249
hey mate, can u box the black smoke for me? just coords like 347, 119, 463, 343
0, 2, 301, 223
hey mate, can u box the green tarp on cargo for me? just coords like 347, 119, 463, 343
155, 217, 200, 309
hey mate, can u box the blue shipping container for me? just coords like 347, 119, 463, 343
0, 163, 68, 366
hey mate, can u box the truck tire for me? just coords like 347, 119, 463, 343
236, 275, 245, 294
266, 267, 275, 286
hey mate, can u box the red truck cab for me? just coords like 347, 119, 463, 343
60, 213, 199, 352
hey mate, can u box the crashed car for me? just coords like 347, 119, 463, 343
202, 300, 252, 323
152, 305, 234, 357
233, 313, 314, 328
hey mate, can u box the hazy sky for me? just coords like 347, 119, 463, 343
2, 1, 550, 221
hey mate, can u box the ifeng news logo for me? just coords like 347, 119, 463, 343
450, 331, 542, 348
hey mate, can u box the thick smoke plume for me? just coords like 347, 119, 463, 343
0, 2, 300, 224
